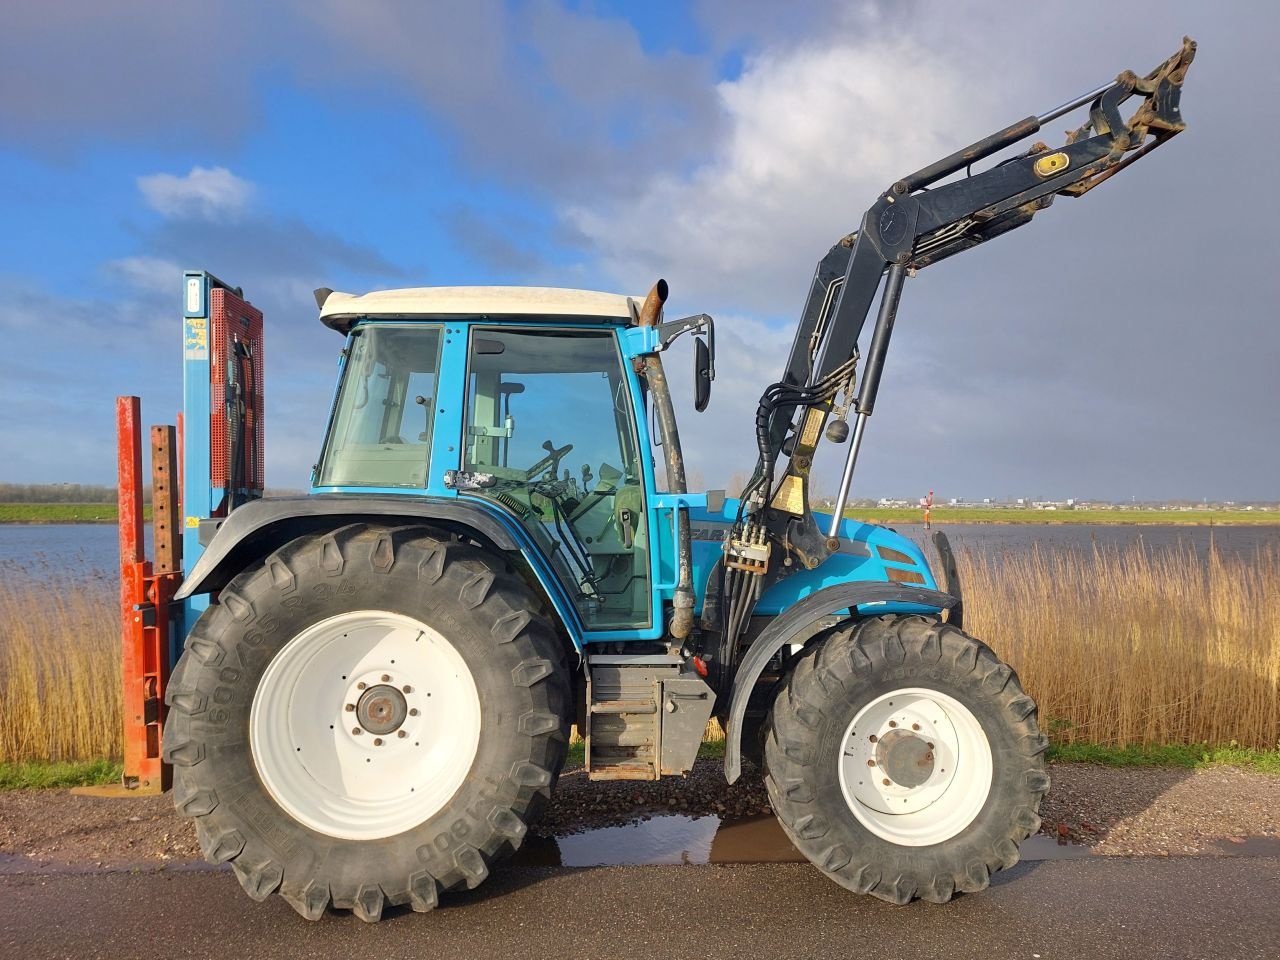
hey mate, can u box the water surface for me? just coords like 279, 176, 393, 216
0, 521, 1274, 583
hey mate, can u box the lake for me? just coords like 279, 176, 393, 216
1, 521, 1276, 584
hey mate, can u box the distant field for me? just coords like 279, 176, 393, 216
0, 503, 145, 523
1, 501, 1275, 525
845, 506, 1280, 525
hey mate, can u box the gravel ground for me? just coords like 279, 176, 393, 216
2, 761, 1277, 873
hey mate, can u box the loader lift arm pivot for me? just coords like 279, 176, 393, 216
712, 38, 1196, 654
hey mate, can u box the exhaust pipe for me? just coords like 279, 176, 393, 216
635, 280, 695, 640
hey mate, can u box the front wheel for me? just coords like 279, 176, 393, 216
762, 615, 1048, 904
162, 524, 571, 921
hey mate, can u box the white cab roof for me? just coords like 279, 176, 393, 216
319, 286, 637, 332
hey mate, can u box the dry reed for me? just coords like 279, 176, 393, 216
1, 542, 1276, 763
957, 542, 1280, 749
0, 576, 120, 763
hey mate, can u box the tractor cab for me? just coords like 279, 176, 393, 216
313, 287, 666, 632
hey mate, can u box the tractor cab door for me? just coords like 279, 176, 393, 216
462, 326, 651, 630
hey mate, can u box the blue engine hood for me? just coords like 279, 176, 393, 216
684, 498, 939, 616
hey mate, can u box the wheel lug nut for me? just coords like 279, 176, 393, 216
868, 734, 878, 743
866, 759, 876, 767
888, 720, 897, 728
352, 728, 362, 735
403, 685, 413, 694
345, 703, 355, 712
381, 674, 391, 682
882, 778, 891, 786
357, 682, 366, 690
912, 723, 921, 731
409, 708, 419, 717
398, 730, 407, 738
374, 738, 384, 746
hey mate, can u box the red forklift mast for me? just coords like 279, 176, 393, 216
87, 274, 264, 795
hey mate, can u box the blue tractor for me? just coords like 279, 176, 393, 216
164, 41, 1194, 920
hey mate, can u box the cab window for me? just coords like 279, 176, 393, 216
463, 327, 649, 629
317, 324, 442, 487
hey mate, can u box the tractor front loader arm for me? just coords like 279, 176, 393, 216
711, 38, 1196, 657
799, 37, 1195, 393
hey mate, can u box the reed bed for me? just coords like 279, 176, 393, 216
0, 576, 120, 763
957, 542, 1280, 750
0, 542, 1276, 764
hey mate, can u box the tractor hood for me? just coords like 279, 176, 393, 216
678, 498, 939, 617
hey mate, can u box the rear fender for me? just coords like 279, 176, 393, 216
723, 581, 957, 784
175, 495, 578, 642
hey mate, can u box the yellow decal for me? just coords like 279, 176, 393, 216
185, 516, 200, 528
770, 474, 805, 515
799, 408, 825, 448
1033, 152, 1069, 177
184, 316, 209, 360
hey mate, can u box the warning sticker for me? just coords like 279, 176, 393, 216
184, 316, 208, 360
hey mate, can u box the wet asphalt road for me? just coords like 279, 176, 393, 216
2, 857, 1277, 960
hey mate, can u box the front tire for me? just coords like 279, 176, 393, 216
162, 523, 570, 921
762, 615, 1048, 904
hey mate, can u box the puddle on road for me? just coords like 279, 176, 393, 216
4, 821, 1277, 877
515, 816, 1280, 868
1207, 836, 1280, 857
1019, 835, 1094, 860
515, 815, 1099, 868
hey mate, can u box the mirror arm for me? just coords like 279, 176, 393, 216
655, 313, 714, 356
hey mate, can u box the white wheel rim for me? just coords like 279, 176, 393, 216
837, 687, 992, 847
250, 610, 481, 841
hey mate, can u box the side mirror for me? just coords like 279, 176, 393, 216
694, 336, 712, 412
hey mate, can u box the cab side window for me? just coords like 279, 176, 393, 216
464, 328, 649, 629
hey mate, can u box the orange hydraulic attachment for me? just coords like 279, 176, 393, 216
114, 395, 180, 794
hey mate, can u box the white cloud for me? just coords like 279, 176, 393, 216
558, 28, 1011, 491
564, 34, 997, 318
106, 255, 183, 295
137, 166, 253, 220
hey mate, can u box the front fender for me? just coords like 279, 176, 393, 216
175, 494, 523, 600
723, 581, 957, 784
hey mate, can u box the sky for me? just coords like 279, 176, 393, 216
1, 0, 1275, 502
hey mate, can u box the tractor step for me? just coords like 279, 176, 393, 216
585, 655, 715, 782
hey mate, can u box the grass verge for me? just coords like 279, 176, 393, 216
0, 759, 123, 789
1047, 742, 1280, 774
0, 503, 147, 523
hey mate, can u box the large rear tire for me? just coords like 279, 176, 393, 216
162, 523, 570, 921
762, 614, 1048, 904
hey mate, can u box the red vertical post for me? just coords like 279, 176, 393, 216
117, 397, 144, 569
115, 397, 167, 793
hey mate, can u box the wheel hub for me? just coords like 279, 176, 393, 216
249, 610, 482, 841
836, 687, 993, 847
356, 684, 408, 736
875, 728, 934, 788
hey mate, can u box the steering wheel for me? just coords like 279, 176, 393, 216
523, 439, 574, 481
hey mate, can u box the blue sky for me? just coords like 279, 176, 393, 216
1, 1, 1276, 501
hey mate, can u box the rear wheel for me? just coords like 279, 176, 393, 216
163, 523, 570, 921
762, 614, 1048, 904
